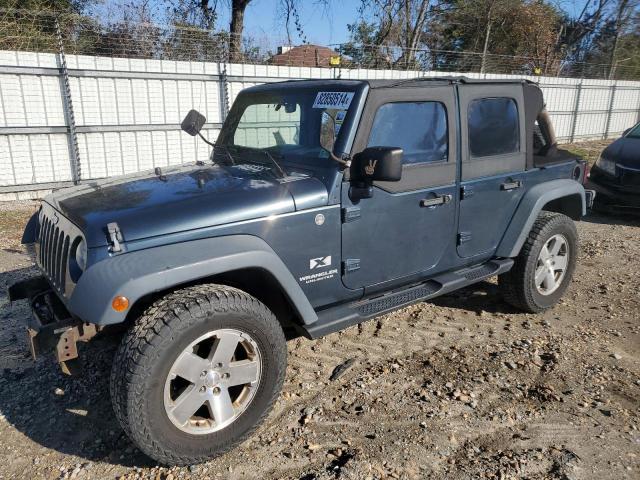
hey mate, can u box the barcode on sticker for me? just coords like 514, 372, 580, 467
312, 91, 354, 109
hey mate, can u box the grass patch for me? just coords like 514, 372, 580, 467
562, 139, 613, 166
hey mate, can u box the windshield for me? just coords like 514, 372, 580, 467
217, 88, 357, 168
626, 123, 640, 139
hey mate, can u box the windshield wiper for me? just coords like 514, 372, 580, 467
228, 146, 287, 179
260, 150, 287, 179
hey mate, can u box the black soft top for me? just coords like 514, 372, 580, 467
244, 76, 537, 91
364, 76, 535, 89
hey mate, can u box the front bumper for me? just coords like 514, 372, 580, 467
8, 276, 99, 374
587, 177, 640, 214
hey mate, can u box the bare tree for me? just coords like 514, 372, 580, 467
344, 0, 435, 68
229, 0, 252, 61
395, 0, 431, 67
608, 0, 639, 78
560, 0, 613, 63
276, 0, 333, 46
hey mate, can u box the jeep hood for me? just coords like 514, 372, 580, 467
45, 163, 328, 247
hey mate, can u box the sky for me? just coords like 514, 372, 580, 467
218, 0, 362, 47
219, 0, 592, 47
97, 0, 594, 48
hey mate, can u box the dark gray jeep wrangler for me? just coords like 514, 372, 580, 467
10, 77, 594, 465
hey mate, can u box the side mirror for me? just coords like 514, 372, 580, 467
320, 111, 336, 153
181, 109, 206, 136
351, 147, 403, 183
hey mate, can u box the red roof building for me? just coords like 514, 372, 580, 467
269, 45, 340, 68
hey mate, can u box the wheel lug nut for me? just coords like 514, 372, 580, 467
201, 371, 207, 377
222, 373, 230, 379
213, 387, 221, 395
215, 362, 223, 368
199, 386, 206, 393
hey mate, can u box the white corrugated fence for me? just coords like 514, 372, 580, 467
1, 50, 639, 199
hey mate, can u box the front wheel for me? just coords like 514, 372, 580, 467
499, 211, 578, 313
110, 284, 287, 466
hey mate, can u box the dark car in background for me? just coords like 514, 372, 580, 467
589, 122, 640, 214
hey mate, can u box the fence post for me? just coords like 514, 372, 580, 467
604, 82, 617, 140
569, 81, 583, 143
55, 18, 81, 184
219, 62, 230, 123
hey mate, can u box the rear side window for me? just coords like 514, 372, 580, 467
367, 102, 448, 165
468, 98, 519, 157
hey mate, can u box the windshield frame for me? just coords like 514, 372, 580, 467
216, 82, 368, 168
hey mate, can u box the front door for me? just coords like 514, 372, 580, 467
341, 86, 458, 290
457, 84, 528, 259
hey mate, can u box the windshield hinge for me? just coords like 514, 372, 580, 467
107, 222, 123, 253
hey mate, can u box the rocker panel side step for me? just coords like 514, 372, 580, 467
301, 258, 513, 339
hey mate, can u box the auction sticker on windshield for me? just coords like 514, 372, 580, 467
313, 91, 354, 110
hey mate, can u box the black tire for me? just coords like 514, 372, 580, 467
109, 284, 287, 466
499, 211, 578, 313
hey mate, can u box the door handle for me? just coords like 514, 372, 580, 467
501, 180, 523, 191
420, 194, 452, 208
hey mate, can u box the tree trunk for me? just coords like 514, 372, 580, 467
229, 0, 250, 62
480, 1, 495, 74
608, 0, 630, 79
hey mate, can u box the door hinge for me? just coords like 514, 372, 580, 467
342, 206, 361, 223
458, 232, 472, 244
461, 185, 474, 199
343, 258, 361, 273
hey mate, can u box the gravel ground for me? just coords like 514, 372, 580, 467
0, 201, 638, 480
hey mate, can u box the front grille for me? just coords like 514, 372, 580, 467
38, 211, 72, 294
620, 168, 640, 187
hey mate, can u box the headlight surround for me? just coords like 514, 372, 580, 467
75, 238, 87, 271
595, 155, 616, 176
69, 236, 87, 281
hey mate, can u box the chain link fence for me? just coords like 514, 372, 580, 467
2, 8, 640, 80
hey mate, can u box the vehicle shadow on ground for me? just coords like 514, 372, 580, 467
0, 266, 155, 468
429, 280, 521, 315
583, 210, 640, 227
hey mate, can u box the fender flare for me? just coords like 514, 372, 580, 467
68, 235, 318, 326
496, 179, 586, 258
21, 212, 39, 244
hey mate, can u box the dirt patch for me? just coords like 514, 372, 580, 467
0, 202, 638, 480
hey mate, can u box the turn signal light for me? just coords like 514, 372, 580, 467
112, 296, 130, 312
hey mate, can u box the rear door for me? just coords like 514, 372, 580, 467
457, 84, 527, 259
341, 85, 457, 290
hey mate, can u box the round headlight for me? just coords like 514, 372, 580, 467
75, 238, 87, 271
69, 237, 87, 282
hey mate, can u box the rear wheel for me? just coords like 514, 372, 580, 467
110, 284, 287, 466
499, 211, 578, 313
